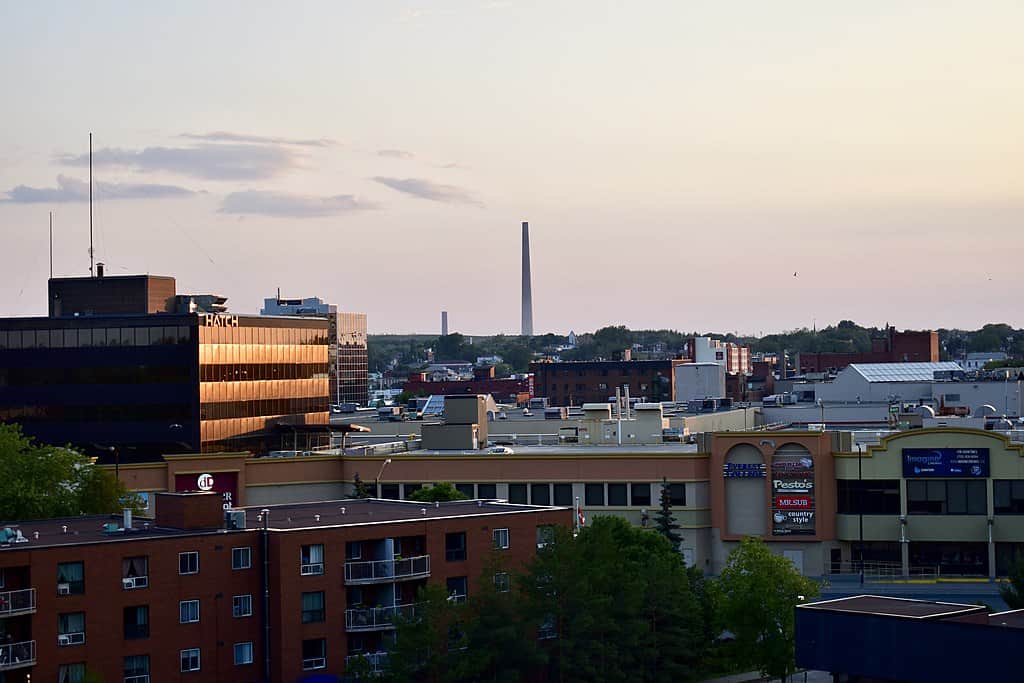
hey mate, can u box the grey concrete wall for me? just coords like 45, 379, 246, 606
245, 482, 349, 506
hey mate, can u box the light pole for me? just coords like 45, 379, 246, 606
857, 443, 864, 585
374, 458, 392, 498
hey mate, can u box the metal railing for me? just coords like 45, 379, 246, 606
829, 560, 941, 581
346, 651, 389, 674
0, 588, 36, 617
344, 555, 430, 584
0, 640, 36, 670
345, 603, 419, 631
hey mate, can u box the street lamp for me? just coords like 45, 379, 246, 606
374, 458, 393, 497
857, 443, 864, 586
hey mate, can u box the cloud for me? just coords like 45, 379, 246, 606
220, 190, 378, 218
56, 144, 299, 180
377, 149, 416, 160
3, 174, 194, 203
372, 177, 481, 205
180, 131, 334, 147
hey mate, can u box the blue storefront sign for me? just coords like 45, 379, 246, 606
723, 463, 766, 478
902, 448, 990, 478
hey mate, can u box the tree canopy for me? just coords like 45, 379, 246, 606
0, 423, 140, 521
407, 482, 467, 503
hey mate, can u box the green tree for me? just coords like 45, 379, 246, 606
520, 516, 702, 683
717, 537, 820, 682
999, 556, 1024, 609
350, 472, 372, 499
654, 478, 682, 554
382, 584, 461, 683
0, 424, 140, 521
408, 482, 467, 503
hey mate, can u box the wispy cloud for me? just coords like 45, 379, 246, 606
3, 174, 194, 203
220, 190, 378, 218
377, 149, 416, 160
57, 144, 299, 180
180, 131, 335, 147
372, 177, 481, 205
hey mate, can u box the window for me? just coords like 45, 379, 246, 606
123, 605, 149, 639
302, 638, 326, 670
478, 483, 497, 499
234, 642, 254, 666
553, 483, 573, 506
447, 576, 468, 603
837, 480, 901, 514
944, 393, 961, 402
122, 556, 148, 589
346, 541, 362, 561
493, 528, 510, 550
58, 612, 86, 646
631, 484, 651, 506
995, 481, 1024, 514
456, 483, 475, 499
124, 655, 149, 683
536, 525, 555, 548
180, 599, 200, 623
446, 532, 467, 562
232, 547, 251, 570
508, 483, 527, 504
597, 383, 608, 390
494, 572, 511, 593
667, 483, 686, 506
531, 484, 550, 505
59, 663, 86, 683
538, 614, 557, 640
300, 544, 324, 575
179, 551, 199, 575
302, 591, 325, 623
233, 594, 253, 618
585, 483, 605, 506
180, 648, 201, 672
608, 483, 628, 506
57, 561, 85, 595
380, 483, 400, 499
907, 480, 986, 515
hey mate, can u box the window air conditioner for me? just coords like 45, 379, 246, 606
57, 583, 71, 595
123, 577, 136, 589
58, 634, 71, 646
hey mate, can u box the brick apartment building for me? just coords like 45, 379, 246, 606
403, 366, 533, 404
795, 326, 939, 374
0, 492, 569, 683
530, 359, 683, 406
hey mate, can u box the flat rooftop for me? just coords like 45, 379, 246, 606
799, 595, 986, 620
989, 610, 1024, 628
0, 498, 563, 551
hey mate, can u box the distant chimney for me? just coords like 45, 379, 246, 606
96, 262, 105, 278
123, 508, 133, 530
441, 310, 449, 336
521, 222, 534, 336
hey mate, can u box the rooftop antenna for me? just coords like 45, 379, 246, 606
49, 211, 53, 279
89, 132, 94, 277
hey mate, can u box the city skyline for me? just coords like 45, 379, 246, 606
2, 2, 1023, 334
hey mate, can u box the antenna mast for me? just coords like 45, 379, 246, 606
89, 132, 94, 277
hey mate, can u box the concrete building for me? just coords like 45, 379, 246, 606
794, 326, 939, 374
674, 363, 726, 403
963, 351, 1008, 371
685, 337, 751, 375
0, 491, 568, 683
0, 275, 331, 460
260, 295, 368, 408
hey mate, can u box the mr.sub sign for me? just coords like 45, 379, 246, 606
771, 455, 816, 536
175, 471, 239, 510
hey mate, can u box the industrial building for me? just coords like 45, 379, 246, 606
794, 326, 939, 374
530, 358, 683, 406
0, 491, 568, 683
0, 274, 331, 459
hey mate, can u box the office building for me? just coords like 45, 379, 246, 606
684, 337, 751, 375
0, 275, 330, 460
530, 359, 682, 406
0, 492, 569, 683
260, 296, 368, 407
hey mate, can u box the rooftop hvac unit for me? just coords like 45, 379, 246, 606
224, 509, 246, 530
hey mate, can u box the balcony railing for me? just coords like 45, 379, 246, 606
344, 555, 430, 584
345, 603, 419, 631
0, 588, 36, 617
0, 640, 36, 670
346, 651, 389, 674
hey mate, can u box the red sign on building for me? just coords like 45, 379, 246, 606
174, 471, 239, 509
774, 495, 812, 509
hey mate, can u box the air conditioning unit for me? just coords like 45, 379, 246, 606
58, 634, 71, 646
224, 509, 246, 530
123, 577, 135, 589
57, 583, 71, 595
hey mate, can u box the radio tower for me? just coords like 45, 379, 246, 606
521, 221, 534, 336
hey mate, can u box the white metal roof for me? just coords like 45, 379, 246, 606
847, 362, 964, 383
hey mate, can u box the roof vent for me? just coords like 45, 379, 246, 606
314, 514, 321, 522
340, 507, 346, 515
435, 501, 440, 508
421, 508, 427, 515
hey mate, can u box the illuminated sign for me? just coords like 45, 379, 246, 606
197, 473, 214, 491
772, 479, 814, 492
723, 463, 766, 478
201, 314, 239, 327
772, 455, 816, 536
774, 495, 812, 509
902, 448, 990, 478
175, 472, 239, 510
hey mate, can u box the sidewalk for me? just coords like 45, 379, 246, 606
702, 670, 832, 683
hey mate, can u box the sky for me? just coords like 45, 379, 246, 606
1, 1, 1022, 336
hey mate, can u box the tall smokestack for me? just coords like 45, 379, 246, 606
521, 221, 534, 336
441, 310, 448, 336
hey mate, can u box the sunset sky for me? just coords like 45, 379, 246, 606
2, 1, 1022, 335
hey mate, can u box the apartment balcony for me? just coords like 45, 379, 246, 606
346, 651, 389, 674
0, 588, 36, 617
0, 640, 36, 671
345, 603, 418, 632
344, 555, 430, 585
